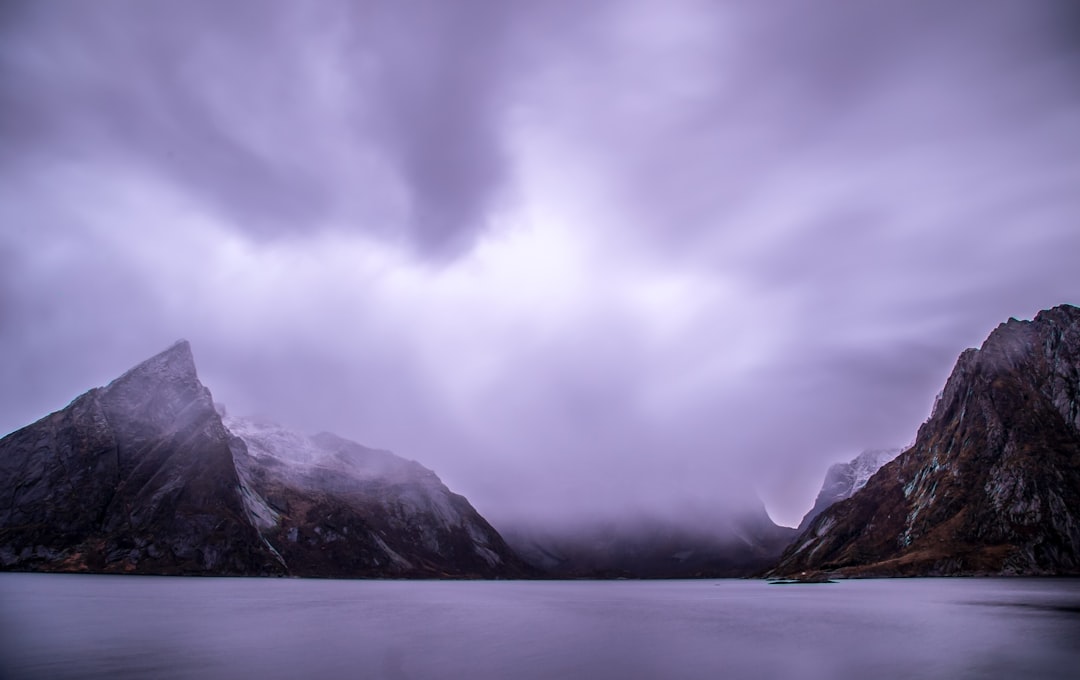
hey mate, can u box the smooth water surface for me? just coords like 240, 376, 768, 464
1, 575, 1078, 679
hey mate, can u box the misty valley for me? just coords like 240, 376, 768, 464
4, 304, 1079, 581
2, 304, 1080, 679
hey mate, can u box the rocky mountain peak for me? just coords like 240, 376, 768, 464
771, 303, 1080, 577
0, 339, 278, 575
926, 303, 1079, 438
103, 339, 199, 398
97, 339, 215, 443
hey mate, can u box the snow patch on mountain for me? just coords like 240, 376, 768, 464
849, 448, 900, 492
220, 414, 521, 575
224, 416, 437, 489
797, 447, 901, 533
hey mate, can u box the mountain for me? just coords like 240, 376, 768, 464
0, 341, 528, 577
504, 506, 797, 578
0, 341, 277, 575
770, 304, 1080, 577
796, 448, 900, 534
226, 416, 526, 578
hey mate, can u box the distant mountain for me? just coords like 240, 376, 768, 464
504, 506, 797, 578
796, 448, 899, 534
0, 341, 528, 577
771, 304, 1080, 577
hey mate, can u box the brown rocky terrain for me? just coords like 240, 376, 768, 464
770, 304, 1080, 577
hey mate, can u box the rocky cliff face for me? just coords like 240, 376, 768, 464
0, 341, 277, 574
796, 448, 899, 534
771, 304, 1080, 576
0, 341, 527, 577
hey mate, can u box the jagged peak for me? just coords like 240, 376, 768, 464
105, 339, 198, 389
929, 305, 1079, 424
980, 304, 1078, 348
1036, 302, 1080, 322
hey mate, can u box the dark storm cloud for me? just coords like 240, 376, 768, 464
1, 2, 327, 230
352, 0, 522, 256
2, 1, 1079, 529
0, 0, 538, 255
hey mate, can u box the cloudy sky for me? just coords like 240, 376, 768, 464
2, 0, 1078, 528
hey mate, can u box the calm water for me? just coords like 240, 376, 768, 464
1, 575, 1078, 680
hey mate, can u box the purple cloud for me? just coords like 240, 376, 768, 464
2, 0, 1079, 528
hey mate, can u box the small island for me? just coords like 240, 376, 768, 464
767, 571, 836, 584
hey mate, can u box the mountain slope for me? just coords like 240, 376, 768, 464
0, 341, 527, 577
771, 304, 1080, 576
227, 417, 529, 577
796, 448, 899, 534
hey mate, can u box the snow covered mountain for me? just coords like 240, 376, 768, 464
0, 341, 527, 577
796, 448, 900, 533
